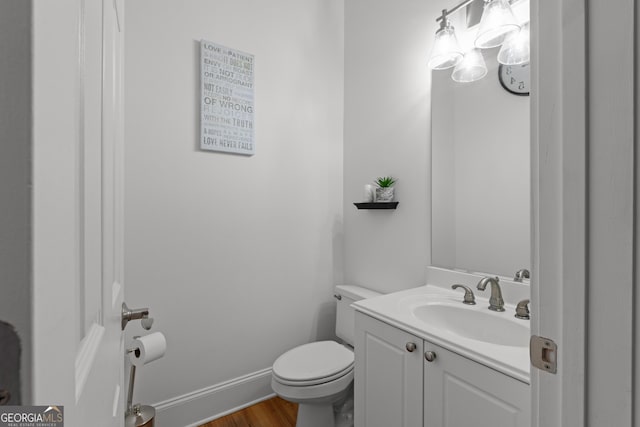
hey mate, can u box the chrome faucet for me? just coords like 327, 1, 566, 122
513, 268, 530, 282
476, 276, 505, 312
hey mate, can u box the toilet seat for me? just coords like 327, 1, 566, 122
272, 341, 354, 386
271, 369, 354, 403
273, 363, 353, 386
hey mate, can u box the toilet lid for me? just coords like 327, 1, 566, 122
272, 341, 354, 383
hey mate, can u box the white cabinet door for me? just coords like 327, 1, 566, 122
354, 313, 423, 427
424, 342, 530, 427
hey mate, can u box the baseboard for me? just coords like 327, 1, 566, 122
153, 367, 275, 427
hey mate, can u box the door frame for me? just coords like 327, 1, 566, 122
532, 0, 636, 425
530, 0, 587, 425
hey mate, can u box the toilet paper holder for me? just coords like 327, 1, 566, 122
125, 333, 166, 422
126, 341, 141, 417
122, 302, 154, 331
126, 338, 155, 423
125, 360, 156, 427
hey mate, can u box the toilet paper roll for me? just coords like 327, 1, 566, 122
129, 332, 167, 367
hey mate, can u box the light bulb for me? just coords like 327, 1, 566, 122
475, 0, 520, 49
428, 20, 464, 70
498, 22, 530, 65
452, 49, 488, 83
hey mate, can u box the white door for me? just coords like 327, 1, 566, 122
532, 1, 636, 426
31, 0, 126, 425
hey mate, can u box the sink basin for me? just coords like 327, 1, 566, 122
412, 303, 529, 347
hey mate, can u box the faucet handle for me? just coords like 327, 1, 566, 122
451, 284, 476, 305
515, 299, 530, 320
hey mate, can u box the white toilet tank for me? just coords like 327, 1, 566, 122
335, 285, 381, 346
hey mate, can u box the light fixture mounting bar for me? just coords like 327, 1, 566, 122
436, 0, 478, 22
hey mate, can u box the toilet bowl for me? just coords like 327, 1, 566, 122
271, 286, 381, 427
272, 341, 354, 427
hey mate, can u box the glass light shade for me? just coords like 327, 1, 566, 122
498, 22, 530, 65
451, 49, 488, 83
475, 0, 520, 49
428, 24, 464, 70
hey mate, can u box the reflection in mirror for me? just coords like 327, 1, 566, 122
431, 52, 529, 280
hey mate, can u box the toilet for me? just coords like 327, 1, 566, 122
271, 285, 381, 427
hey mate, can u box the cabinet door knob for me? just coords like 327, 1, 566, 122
424, 351, 437, 362
405, 342, 417, 352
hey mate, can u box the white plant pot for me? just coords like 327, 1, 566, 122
375, 187, 395, 202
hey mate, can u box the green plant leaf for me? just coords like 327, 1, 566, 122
375, 176, 396, 187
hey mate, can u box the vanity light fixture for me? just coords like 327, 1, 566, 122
427, 11, 464, 70
429, 0, 528, 83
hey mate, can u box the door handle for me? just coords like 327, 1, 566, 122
121, 302, 154, 331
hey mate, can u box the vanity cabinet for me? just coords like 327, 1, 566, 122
355, 312, 530, 427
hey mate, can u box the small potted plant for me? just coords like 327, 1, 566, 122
374, 176, 396, 202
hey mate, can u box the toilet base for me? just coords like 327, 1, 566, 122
292, 384, 354, 427
296, 403, 335, 427
334, 393, 354, 427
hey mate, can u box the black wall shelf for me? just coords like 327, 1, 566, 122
353, 202, 399, 210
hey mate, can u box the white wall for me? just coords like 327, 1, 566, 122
0, 0, 31, 405
344, 0, 448, 294
124, 0, 344, 424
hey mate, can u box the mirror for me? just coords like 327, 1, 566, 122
431, 52, 530, 280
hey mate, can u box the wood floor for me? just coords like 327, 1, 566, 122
199, 397, 297, 427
